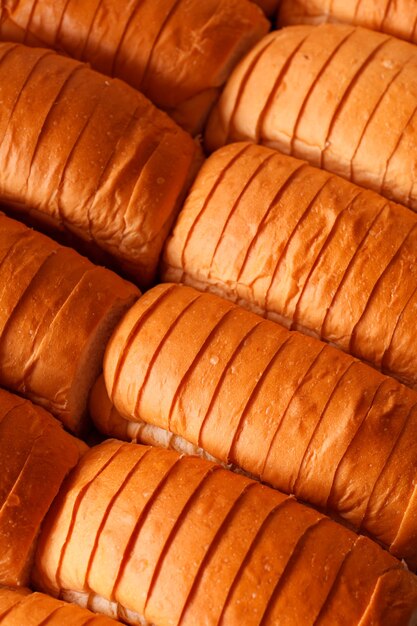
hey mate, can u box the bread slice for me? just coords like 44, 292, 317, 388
33, 442, 417, 625
0, 0, 268, 135
58, 444, 149, 593
323, 38, 417, 183
205, 26, 312, 150
262, 519, 356, 624
104, 282, 417, 566
314, 534, 407, 625
218, 498, 318, 625
0, 388, 85, 587
328, 378, 415, 524
363, 404, 417, 559
288, 29, 391, 169
0, 214, 139, 433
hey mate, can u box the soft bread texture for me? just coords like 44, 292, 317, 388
278, 0, 417, 44
0, 0, 268, 135
0, 588, 120, 624
162, 142, 417, 390
205, 24, 417, 210
0, 388, 85, 587
0, 42, 199, 286
0, 214, 139, 433
90, 375, 219, 464
104, 283, 417, 567
33, 440, 417, 626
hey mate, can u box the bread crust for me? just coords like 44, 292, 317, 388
0, 587, 29, 619
315, 534, 402, 625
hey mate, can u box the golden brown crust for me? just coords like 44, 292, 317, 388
357, 569, 417, 626
0, 388, 84, 587
104, 283, 417, 566
277, 0, 417, 46
0, 0, 268, 135
205, 25, 417, 210
162, 143, 417, 391
315, 534, 403, 625
0, 213, 139, 432
362, 404, 417, 557
0, 588, 30, 619
34, 442, 417, 625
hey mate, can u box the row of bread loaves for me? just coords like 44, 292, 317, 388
2, 386, 416, 625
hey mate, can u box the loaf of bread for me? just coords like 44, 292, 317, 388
0, 387, 85, 587
33, 440, 417, 625
278, 0, 417, 44
0, 588, 120, 624
0, 42, 199, 286
103, 283, 417, 567
205, 24, 417, 210
0, 0, 268, 134
0, 213, 139, 433
162, 142, 417, 390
